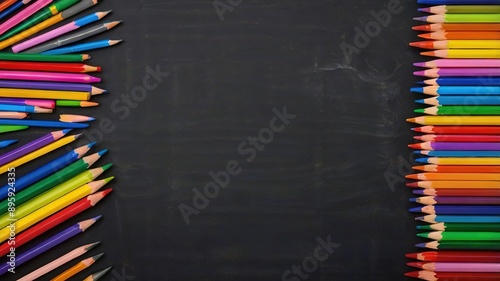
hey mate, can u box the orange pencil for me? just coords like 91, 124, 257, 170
51, 253, 104, 281
0, 0, 16, 13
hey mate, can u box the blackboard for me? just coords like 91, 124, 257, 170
3, 0, 422, 280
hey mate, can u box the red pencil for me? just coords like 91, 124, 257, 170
406, 251, 500, 263
0, 189, 112, 256
413, 126, 500, 135
0, 61, 101, 73
413, 188, 500, 197
415, 135, 500, 142
413, 165, 500, 173
405, 270, 500, 281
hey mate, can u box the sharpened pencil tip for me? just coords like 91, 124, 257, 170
93, 253, 105, 261
62, 129, 72, 134
415, 243, 426, 248
415, 158, 429, 164
413, 16, 427, 22
415, 99, 425, 104
413, 189, 425, 195
88, 141, 97, 148
86, 241, 101, 251
74, 133, 83, 139
408, 198, 417, 203
93, 215, 103, 221
104, 176, 115, 183
98, 149, 108, 156
417, 7, 430, 12
102, 163, 113, 171
413, 62, 425, 67
415, 216, 424, 221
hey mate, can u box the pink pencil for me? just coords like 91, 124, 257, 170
415, 59, 500, 68
408, 262, 500, 273
0, 70, 100, 83
414, 68, 500, 77
0, 0, 53, 35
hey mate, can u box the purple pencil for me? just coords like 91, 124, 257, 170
0, 80, 105, 94
415, 59, 500, 68
415, 68, 500, 77
0, 217, 100, 276
0, 70, 100, 83
0, 97, 54, 108
410, 142, 500, 151
408, 262, 500, 273
0, 129, 70, 166
411, 196, 500, 205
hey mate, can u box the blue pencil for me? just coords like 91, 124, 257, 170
411, 205, 500, 215
420, 77, 500, 86
418, 0, 500, 4
415, 150, 500, 157
0, 119, 89, 129
0, 140, 16, 148
417, 96, 500, 106
42, 39, 122, 55
0, 0, 27, 21
0, 103, 51, 113
0, 143, 94, 201
412, 86, 500, 95
417, 215, 500, 223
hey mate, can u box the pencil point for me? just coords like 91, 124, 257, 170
405, 271, 419, 278
413, 71, 426, 76
418, 7, 430, 13
93, 253, 105, 261
62, 129, 72, 134
406, 182, 419, 188
92, 266, 113, 280
405, 253, 418, 259
86, 241, 101, 251
93, 215, 103, 221
410, 87, 423, 93
408, 143, 420, 149
420, 51, 435, 57
412, 24, 430, 31
413, 189, 425, 195
414, 108, 425, 114
74, 133, 83, 139
413, 16, 428, 22
102, 188, 113, 196
415, 243, 426, 248
416, 232, 428, 239
409, 207, 422, 213
104, 176, 115, 183
98, 149, 108, 156
102, 163, 113, 171
415, 158, 429, 164
413, 62, 425, 67
408, 198, 417, 203
88, 141, 97, 148
415, 99, 425, 104
415, 216, 424, 221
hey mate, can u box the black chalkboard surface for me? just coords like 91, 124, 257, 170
2, 0, 422, 280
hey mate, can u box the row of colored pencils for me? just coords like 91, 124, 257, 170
407, 1, 500, 280
0, 0, 123, 279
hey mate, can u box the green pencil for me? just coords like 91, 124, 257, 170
418, 223, 500, 232
0, 0, 80, 41
416, 106, 500, 116
0, 125, 28, 133
418, 231, 500, 241
56, 100, 99, 107
0, 52, 90, 62
417, 241, 500, 250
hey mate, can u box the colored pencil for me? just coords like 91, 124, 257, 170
0, 81, 105, 95
60, 114, 95, 123
0, 124, 27, 133
417, 0, 500, 4
0, 0, 31, 20
29, 21, 121, 53
0, 119, 90, 128
408, 181, 500, 189
0, 134, 79, 173
56, 100, 99, 107
0, 149, 104, 213
419, 5, 500, 14
0, 61, 100, 72
416, 134, 500, 142
413, 23, 500, 32
414, 188, 500, 197
410, 205, 500, 215
414, 68, 500, 77
0, 140, 16, 148
0, 52, 89, 62
0, 182, 112, 242
0, 0, 100, 50
416, 157, 500, 165
421, 50, 500, 59
408, 172, 500, 181
413, 126, 500, 134
418, 97, 500, 106
421, 77, 500, 86
406, 251, 500, 262
0, 166, 110, 227
0, 0, 53, 36
415, 59, 500, 68
0, 219, 99, 276
82, 267, 112, 281
411, 40, 500, 49
412, 86, 500, 96
0, 103, 51, 113
407, 116, 500, 126
0, 129, 68, 166
42, 39, 122, 55
415, 14, 500, 23
416, 150, 500, 157
411, 196, 500, 205
16, 220, 101, 281
418, 223, 500, 232
0, 70, 100, 83
419, 31, 500, 40
0, 112, 27, 119
0, 143, 91, 200
0, 0, 80, 41
407, 262, 500, 273
416, 106, 500, 116
405, 271, 500, 281
410, 142, 500, 151
416, 215, 500, 224
51, 253, 104, 281
417, 241, 500, 250
0, 89, 95, 100
0, 97, 54, 108
0, 0, 17, 13
13, 10, 111, 53
418, 231, 500, 241
0, 190, 111, 256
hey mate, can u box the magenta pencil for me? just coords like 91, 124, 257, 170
0, 0, 53, 36
0, 70, 100, 83
408, 262, 500, 273
414, 68, 500, 78
415, 59, 500, 68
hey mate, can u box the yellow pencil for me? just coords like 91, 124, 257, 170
0, 88, 92, 100
0, 134, 80, 174
419, 157, 500, 165
0, 178, 113, 242
407, 116, 500, 126
421, 49, 500, 58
